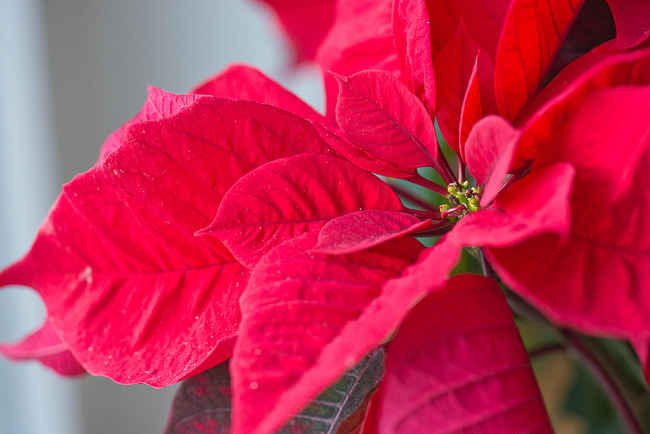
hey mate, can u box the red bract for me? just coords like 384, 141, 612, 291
0, 320, 85, 377
378, 275, 552, 433
316, 0, 649, 155
254, 0, 336, 63
0, 86, 349, 387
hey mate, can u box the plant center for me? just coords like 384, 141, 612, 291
440, 181, 482, 221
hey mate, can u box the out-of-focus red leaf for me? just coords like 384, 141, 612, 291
0, 320, 85, 377
317, 0, 399, 117
312, 210, 432, 255
393, 0, 436, 113
334, 70, 438, 172
231, 231, 463, 434
378, 274, 552, 433
495, 0, 585, 121
606, 0, 650, 49
0, 91, 334, 387
204, 152, 403, 269
255, 0, 336, 63
488, 86, 650, 363
463, 116, 520, 206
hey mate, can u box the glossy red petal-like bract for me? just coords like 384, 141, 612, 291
393, 0, 436, 113
205, 152, 403, 269
255, 0, 336, 63
463, 116, 520, 206
99, 87, 203, 160
317, 0, 399, 117
379, 274, 552, 433
517, 46, 650, 164
232, 233, 426, 434
488, 86, 650, 355
0, 320, 85, 377
495, 0, 585, 121
0, 90, 338, 387
312, 210, 432, 255
191, 64, 324, 124
334, 70, 438, 171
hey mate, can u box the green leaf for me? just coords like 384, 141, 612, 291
165, 349, 384, 434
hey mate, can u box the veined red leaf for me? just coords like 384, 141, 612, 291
458, 53, 484, 160
392, 0, 436, 113
192, 64, 325, 125
312, 210, 432, 255
495, 0, 585, 121
203, 152, 403, 268
487, 86, 650, 353
99, 87, 204, 160
378, 274, 552, 433
190, 64, 415, 178
0, 319, 85, 377
317, 0, 399, 117
231, 232, 463, 434
334, 70, 438, 172
517, 46, 650, 164
0, 91, 333, 387
166, 350, 383, 434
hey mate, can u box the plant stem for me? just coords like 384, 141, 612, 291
479, 248, 645, 433
561, 330, 643, 434
528, 343, 565, 360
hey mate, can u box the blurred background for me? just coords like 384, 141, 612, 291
0, 1, 631, 433
0, 1, 320, 433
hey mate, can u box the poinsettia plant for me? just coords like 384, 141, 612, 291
2, 0, 650, 432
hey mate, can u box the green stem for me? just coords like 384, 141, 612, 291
479, 249, 646, 433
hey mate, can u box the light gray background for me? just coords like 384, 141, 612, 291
0, 1, 322, 433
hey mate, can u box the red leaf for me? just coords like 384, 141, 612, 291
451, 162, 575, 247
0, 320, 85, 377
464, 116, 521, 206
317, 0, 400, 117
255, 0, 336, 63
517, 46, 650, 164
434, 22, 493, 153
312, 210, 432, 255
458, 53, 484, 159
392, 0, 436, 113
0, 91, 333, 387
495, 0, 585, 121
334, 71, 438, 172
192, 64, 324, 125
232, 232, 462, 434
203, 152, 403, 268
606, 0, 650, 49
99, 87, 203, 161
378, 274, 552, 433
487, 86, 650, 355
